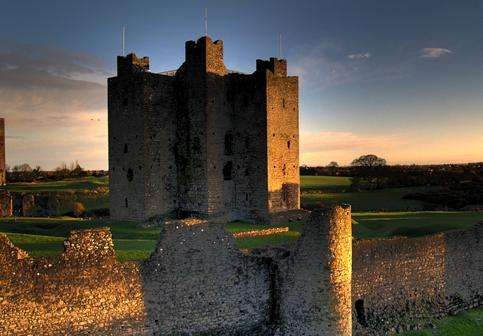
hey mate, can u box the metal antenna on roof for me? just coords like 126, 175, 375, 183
204, 8, 208, 36
279, 33, 283, 59
122, 25, 126, 56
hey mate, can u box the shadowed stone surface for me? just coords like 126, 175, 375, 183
108, 36, 299, 221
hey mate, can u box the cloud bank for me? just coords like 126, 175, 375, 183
0, 43, 109, 169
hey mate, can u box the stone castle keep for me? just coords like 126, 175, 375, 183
108, 36, 299, 220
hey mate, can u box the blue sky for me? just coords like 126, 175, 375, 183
1, 0, 483, 168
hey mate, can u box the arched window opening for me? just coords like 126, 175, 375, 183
282, 98, 286, 108
282, 164, 286, 176
127, 168, 134, 182
224, 132, 234, 155
223, 161, 233, 180
287, 140, 291, 149
123, 143, 128, 153
124, 197, 128, 208
355, 299, 368, 327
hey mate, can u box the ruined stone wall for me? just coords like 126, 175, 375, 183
0, 229, 145, 336
0, 118, 5, 185
142, 219, 272, 334
0, 190, 12, 216
0, 221, 273, 335
279, 205, 352, 336
352, 223, 483, 334
263, 59, 300, 212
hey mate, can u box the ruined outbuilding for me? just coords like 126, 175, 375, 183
108, 36, 299, 221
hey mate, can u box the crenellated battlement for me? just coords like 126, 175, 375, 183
183, 36, 226, 74
256, 57, 287, 77
117, 53, 150, 76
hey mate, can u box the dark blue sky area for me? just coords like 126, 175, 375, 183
1, 0, 483, 167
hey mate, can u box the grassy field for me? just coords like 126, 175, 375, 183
0, 217, 157, 261
5, 176, 109, 192
300, 175, 429, 211
1, 175, 481, 258
5, 175, 427, 212
401, 307, 483, 336
2, 210, 481, 260
352, 211, 483, 238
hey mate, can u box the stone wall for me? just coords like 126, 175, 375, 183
0, 229, 145, 336
352, 223, 483, 334
142, 218, 272, 334
0, 220, 273, 335
0, 190, 12, 216
279, 205, 352, 335
1, 210, 481, 335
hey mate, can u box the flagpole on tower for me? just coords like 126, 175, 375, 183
279, 33, 282, 59
122, 25, 126, 56
204, 8, 208, 36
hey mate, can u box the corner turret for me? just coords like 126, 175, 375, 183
256, 57, 287, 77
117, 53, 149, 76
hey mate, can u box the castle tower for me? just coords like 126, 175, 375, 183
0, 119, 5, 185
108, 37, 299, 221
280, 205, 352, 335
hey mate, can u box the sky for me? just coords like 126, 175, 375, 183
1, 0, 483, 169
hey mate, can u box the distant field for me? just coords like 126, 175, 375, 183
300, 175, 352, 192
401, 307, 483, 336
300, 175, 429, 211
353, 211, 483, 238
5, 176, 109, 192
5, 175, 428, 212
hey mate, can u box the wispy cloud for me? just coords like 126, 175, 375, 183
290, 42, 405, 91
420, 47, 452, 59
347, 52, 371, 60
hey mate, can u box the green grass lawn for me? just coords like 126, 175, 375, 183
401, 307, 483, 336
5, 176, 109, 192
0, 217, 158, 261
352, 211, 483, 238
2, 210, 481, 260
300, 175, 429, 211
300, 175, 352, 192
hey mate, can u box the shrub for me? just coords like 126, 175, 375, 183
73, 202, 86, 217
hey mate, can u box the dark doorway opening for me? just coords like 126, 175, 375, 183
355, 299, 368, 327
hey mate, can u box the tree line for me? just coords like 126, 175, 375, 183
6, 161, 88, 183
